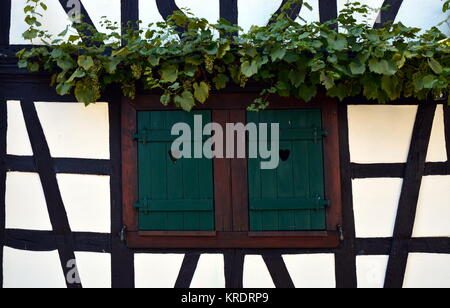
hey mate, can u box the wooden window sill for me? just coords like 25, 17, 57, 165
127, 231, 340, 249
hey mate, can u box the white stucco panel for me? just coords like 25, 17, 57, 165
412, 175, 450, 238
403, 253, 450, 288
190, 254, 225, 288
10, 0, 77, 45
282, 254, 336, 288
34, 102, 110, 159
356, 255, 389, 288
6, 100, 33, 156
352, 178, 403, 238
6, 172, 52, 231
75, 252, 111, 288
238, 0, 283, 33
139, 0, 165, 26
396, 0, 450, 36
81, 0, 121, 35
243, 255, 275, 288
3, 247, 66, 288
337, 0, 385, 26
57, 174, 110, 233
176, 0, 220, 23
348, 105, 417, 163
426, 105, 447, 162
134, 253, 185, 288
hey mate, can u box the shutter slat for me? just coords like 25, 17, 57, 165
250, 198, 330, 210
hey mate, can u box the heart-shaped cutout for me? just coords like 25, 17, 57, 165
279, 149, 291, 162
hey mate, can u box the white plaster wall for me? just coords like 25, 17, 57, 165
5, 172, 52, 231
190, 254, 226, 288
243, 255, 275, 288
10, 0, 75, 45
396, 0, 450, 36
75, 252, 112, 288
3, 247, 67, 288
403, 253, 450, 288
283, 254, 336, 288
337, 0, 385, 25
57, 174, 111, 233
413, 175, 450, 238
134, 254, 185, 288
348, 105, 418, 164
34, 102, 110, 159
427, 105, 448, 163
6, 100, 33, 156
352, 178, 403, 238
356, 255, 389, 288
176, 0, 220, 23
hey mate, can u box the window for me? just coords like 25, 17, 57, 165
122, 94, 342, 248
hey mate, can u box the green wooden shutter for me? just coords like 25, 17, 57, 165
135, 111, 214, 231
248, 109, 328, 231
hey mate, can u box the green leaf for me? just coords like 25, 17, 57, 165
67, 69, 86, 83
213, 74, 229, 90
297, 84, 317, 102
78, 55, 94, 71
368, 59, 396, 75
56, 57, 76, 71
241, 60, 258, 77
193, 82, 210, 104
160, 93, 172, 106
428, 58, 443, 74
217, 43, 231, 59
160, 64, 178, 83
349, 61, 366, 75
270, 46, 286, 62
175, 91, 195, 112
328, 36, 348, 51
104, 58, 122, 74
320, 72, 335, 90
422, 75, 438, 89
18, 60, 28, 69
328, 83, 348, 101
56, 83, 74, 96
381, 75, 401, 100
75, 80, 99, 104
289, 69, 306, 87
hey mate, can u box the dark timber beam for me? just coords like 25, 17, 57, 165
444, 105, 450, 161
0, 0, 11, 46
224, 250, 245, 288
21, 100, 82, 289
384, 100, 437, 288
156, 0, 182, 20
175, 253, 201, 288
263, 254, 295, 288
335, 103, 358, 288
0, 100, 7, 289
109, 99, 135, 288
220, 0, 238, 25
374, 0, 404, 28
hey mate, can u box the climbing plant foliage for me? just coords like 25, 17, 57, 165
17, 0, 450, 110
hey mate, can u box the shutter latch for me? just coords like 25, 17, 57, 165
313, 127, 328, 143
119, 226, 127, 243
337, 225, 344, 241
134, 197, 151, 214
134, 128, 150, 144
314, 194, 330, 207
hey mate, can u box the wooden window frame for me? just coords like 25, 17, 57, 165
122, 93, 342, 248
